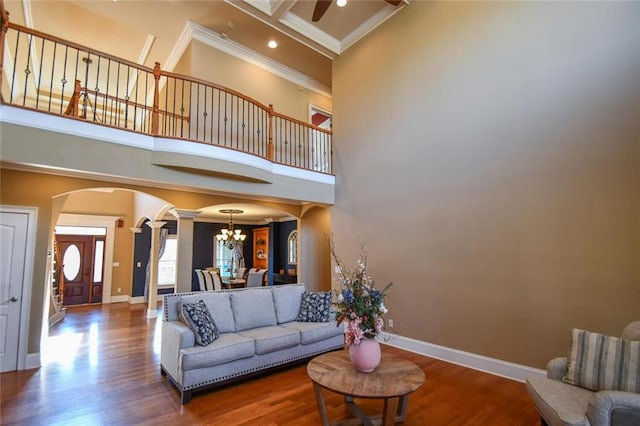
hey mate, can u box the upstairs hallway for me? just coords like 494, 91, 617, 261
0, 5, 334, 205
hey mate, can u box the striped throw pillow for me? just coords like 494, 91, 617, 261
563, 328, 640, 393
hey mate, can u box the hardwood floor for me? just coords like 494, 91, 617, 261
0, 303, 541, 425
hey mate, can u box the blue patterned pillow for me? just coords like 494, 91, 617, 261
179, 299, 219, 346
297, 291, 332, 322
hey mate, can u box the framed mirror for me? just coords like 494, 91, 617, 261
287, 230, 298, 265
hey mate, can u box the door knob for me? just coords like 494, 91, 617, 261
10, 296, 18, 302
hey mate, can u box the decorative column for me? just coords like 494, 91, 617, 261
146, 220, 166, 318
174, 209, 199, 293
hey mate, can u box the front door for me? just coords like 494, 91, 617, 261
57, 235, 104, 305
0, 210, 29, 372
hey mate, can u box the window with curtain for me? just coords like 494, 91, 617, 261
213, 239, 234, 278
158, 236, 177, 286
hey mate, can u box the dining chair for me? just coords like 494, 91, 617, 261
246, 270, 266, 287
194, 269, 207, 291
210, 271, 223, 291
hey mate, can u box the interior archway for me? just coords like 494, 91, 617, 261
51, 188, 174, 312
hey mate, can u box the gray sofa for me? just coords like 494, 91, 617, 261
526, 321, 640, 426
161, 283, 344, 403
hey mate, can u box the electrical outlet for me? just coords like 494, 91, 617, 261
117, 287, 122, 294
388, 319, 394, 328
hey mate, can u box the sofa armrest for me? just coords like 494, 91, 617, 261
161, 320, 195, 380
547, 356, 568, 381
588, 391, 640, 426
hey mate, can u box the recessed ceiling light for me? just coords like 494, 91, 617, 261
337, 0, 347, 7
268, 40, 278, 49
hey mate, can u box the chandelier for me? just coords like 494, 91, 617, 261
215, 209, 246, 248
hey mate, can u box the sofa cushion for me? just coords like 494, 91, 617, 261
526, 376, 593, 426
180, 333, 255, 370
231, 289, 277, 332
272, 284, 305, 324
296, 291, 332, 322
238, 326, 300, 355
178, 300, 219, 346
176, 292, 235, 333
564, 328, 640, 393
281, 321, 344, 345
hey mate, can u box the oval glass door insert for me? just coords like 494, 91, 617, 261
63, 244, 81, 281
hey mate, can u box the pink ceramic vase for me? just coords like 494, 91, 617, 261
349, 337, 381, 372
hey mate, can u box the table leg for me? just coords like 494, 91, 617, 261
382, 397, 399, 426
396, 394, 409, 421
345, 396, 374, 426
312, 382, 331, 426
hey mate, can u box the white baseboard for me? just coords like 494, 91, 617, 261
129, 296, 146, 304
109, 295, 129, 304
25, 352, 41, 370
379, 331, 545, 383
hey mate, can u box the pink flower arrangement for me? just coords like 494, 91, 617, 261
328, 240, 392, 347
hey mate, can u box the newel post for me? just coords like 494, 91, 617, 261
151, 61, 161, 136
0, 6, 9, 85
267, 104, 275, 161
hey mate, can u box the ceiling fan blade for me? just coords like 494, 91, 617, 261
384, 0, 403, 6
312, 0, 332, 22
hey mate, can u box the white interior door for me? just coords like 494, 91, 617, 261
0, 210, 29, 372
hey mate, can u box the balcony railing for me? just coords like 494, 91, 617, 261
0, 9, 333, 174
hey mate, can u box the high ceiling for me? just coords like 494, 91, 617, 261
4, 0, 408, 91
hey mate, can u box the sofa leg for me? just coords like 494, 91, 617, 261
181, 389, 192, 404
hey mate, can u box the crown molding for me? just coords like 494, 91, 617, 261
164, 21, 195, 72
243, 0, 274, 16
341, 4, 406, 52
279, 12, 341, 55
165, 21, 331, 97
189, 21, 331, 98
21, 0, 34, 28
225, 0, 335, 59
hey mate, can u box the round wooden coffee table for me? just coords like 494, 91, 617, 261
307, 350, 425, 425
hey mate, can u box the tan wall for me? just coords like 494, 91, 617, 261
332, 1, 640, 368
299, 207, 332, 291
60, 190, 136, 296
187, 40, 332, 122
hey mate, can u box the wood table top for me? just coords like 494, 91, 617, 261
307, 350, 425, 399
221, 278, 246, 288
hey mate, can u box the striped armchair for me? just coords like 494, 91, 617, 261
526, 321, 640, 426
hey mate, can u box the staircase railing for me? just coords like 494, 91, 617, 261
0, 9, 333, 174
